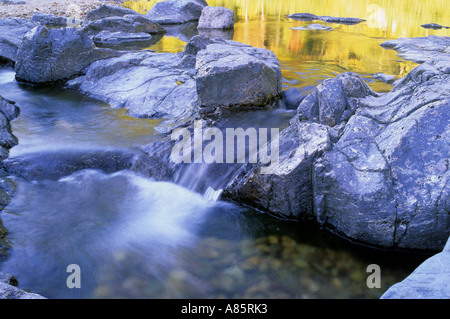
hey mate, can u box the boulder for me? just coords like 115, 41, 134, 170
67, 35, 282, 132
381, 237, 450, 299
82, 14, 166, 36
85, 3, 138, 21
197, 6, 235, 30
195, 41, 282, 110
31, 12, 68, 28
145, 0, 208, 25
14, 26, 120, 84
0, 18, 37, 65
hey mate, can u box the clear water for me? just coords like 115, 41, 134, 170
0, 0, 443, 298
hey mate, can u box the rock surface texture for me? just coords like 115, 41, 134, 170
146, 0, 208, 25
0, 18, 37, 64
381, 237, 450, 299
197, 6, 235, 30
223, 36, 450, 251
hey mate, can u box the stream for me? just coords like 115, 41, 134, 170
0, 0, 447, 299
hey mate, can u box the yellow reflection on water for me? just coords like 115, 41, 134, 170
123, 0, 449, 91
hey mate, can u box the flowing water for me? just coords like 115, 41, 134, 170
0, 0, 446, 298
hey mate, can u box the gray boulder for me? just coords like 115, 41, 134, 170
67, 35, 282, 132
145, 0, 208, 24
31, 12, 68, 28
82, 14, 166, 36
197, 6, 235, 30
14, 26, 120, 84
381, 237, 450, 299
0, 18, 37, 65
195, 41, 282, 110
85, 3, 139, 21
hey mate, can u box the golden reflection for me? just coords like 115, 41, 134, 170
123, 0, 448, 91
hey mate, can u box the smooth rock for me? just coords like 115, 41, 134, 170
197, 6, 235, 30
421, 23, 449, 30
281, 87, 304, 109
381, 236, 450, 298
287, 13, 365, 25
93, 30, 161, 49
145, 0, 208, 25
1, 149, 137, 181
195, 41, 282, 109
291, 24, 333, 31
373, 72, 395, 84
15, 26, 120, 84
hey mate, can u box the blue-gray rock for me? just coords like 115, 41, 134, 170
145, 0, 208, 25
287, 13, 365, 25
14, 26, 121, 84
381, 237, 450, 299
93, 30, 162, 49
282, 87, 304, 109
421, 23, 449, 30
373, 72, 395, 84
381, 35, 450, 64
82, 14, 166, 36
223, 36, 450, 250
85, 3, 138, 21
197, 6, 235, 30
31, 12, 68, 28
67, 35, 282, 132
291, 24, 333, 31
0, 18, 37, 64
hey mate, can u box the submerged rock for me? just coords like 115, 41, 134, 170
291, 24, 333, 31
421, 23, 449, 30
0, 18, 37, 65
287, 13, 365, 25
197, 6, 235, 30
381, 237, 450, 299
15, 26, 120, 84
145, 0, 208, 24
373, 72, 395, 84
0, 149, 137, 181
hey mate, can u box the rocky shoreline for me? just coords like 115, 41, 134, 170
0, 1, 449, 299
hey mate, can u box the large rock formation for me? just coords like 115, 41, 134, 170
67, 35, 282, 132
223, 37, 450, 251
145, 0, 208, 25
14, 26, 120, 84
